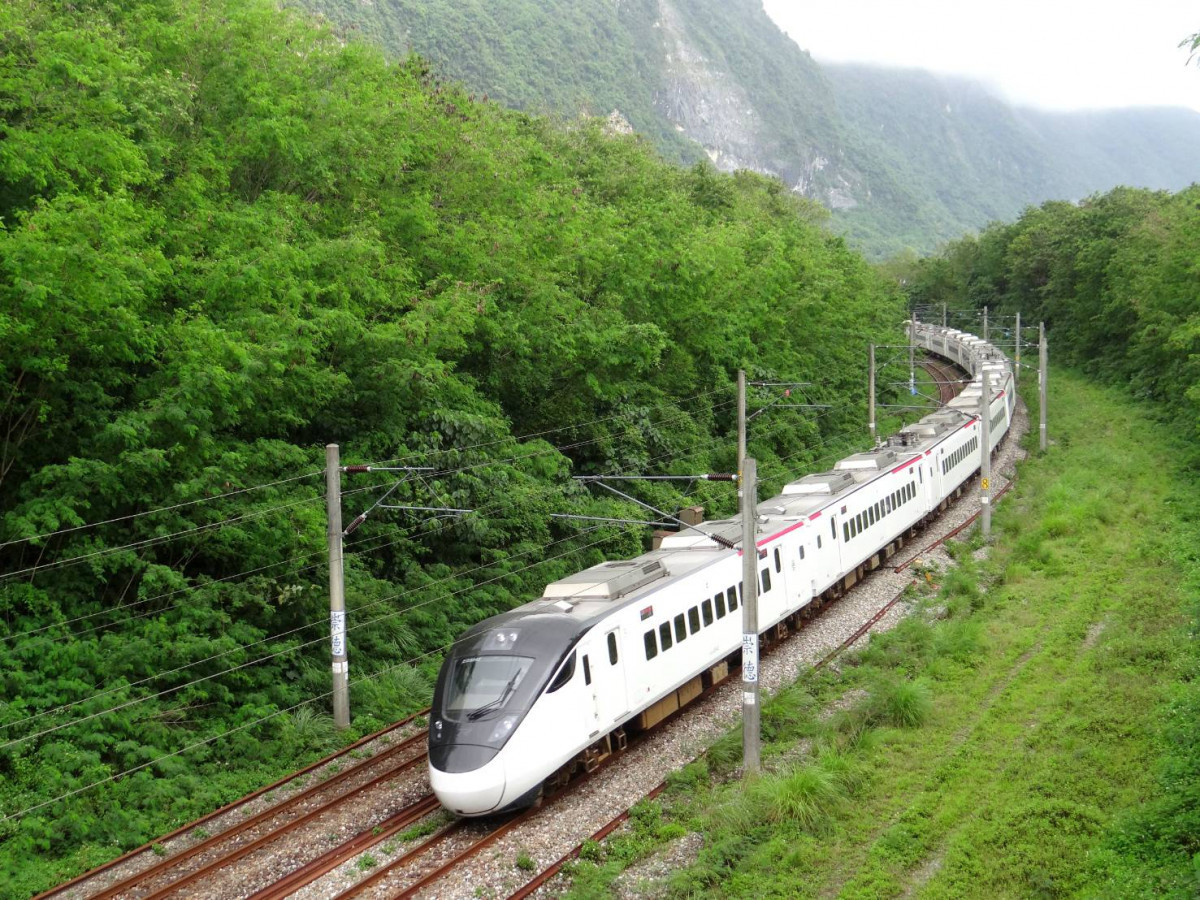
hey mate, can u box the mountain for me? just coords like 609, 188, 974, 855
296, 0, 1200, 256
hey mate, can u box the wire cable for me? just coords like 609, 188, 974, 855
0, 470, 324, 551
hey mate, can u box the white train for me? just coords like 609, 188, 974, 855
428, 325, 1014, 815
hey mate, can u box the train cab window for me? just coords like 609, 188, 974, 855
728, 586, 738, 612
548, 651, 577, 692
644, 630, 658, 660
674, 613, 687, 642
607, 632, 619, 665
583, 655, 592, 686
702, 599, 714, 626
689, 607, 701, 634
659, 621, 673, 651
774, 548, 782, 573
715, 593, 727, 618
760, 568, 772, 594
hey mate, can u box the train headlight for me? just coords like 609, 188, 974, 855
488, 715, 519, 743
432, 719, 444, 741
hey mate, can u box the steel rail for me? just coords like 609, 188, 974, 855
246, 794, 443, 900
33, 709, 429, 900
506, 572, 928, 899
86, 730, 429, 900
134, 744, 431, 900
893, 472, 1019, 573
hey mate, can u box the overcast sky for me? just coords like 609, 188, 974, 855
762, 1, 1200, 113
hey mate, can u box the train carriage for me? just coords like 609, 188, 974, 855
430, 325, 1014, 816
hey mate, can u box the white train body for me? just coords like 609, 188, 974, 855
429, 326, 1013, 815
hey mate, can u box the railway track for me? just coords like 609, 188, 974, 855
323, 664, 742, 898
44, 352, 1016, 900
40, 713, 429, 900
509, 571, 929, 899
918, 356, 967, 405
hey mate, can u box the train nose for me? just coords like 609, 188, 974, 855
428, 746, 506, 815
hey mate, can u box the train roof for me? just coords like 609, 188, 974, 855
473, 325, 1011, 644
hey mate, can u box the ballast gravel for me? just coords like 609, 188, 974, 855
415, 399, 1030, 899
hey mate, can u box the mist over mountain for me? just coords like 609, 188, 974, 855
298, 0, 1200, 256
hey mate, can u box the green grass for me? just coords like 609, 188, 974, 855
562, 368, 1200, 898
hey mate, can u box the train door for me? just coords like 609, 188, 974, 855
583, 627, 629, 737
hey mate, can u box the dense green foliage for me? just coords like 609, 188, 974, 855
294, 0, 1200, 258
899, 185, 1200, 451
0, 0, 904, 891
565, 372, 1200, 897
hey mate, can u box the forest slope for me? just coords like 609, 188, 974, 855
0, 0, 904, 892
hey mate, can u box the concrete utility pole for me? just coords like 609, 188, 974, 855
737, 370, 747, 473
1014, 311, 1021, 387
979, 370, 992, 541
1039, 322, 1048, 453
908, 315, 916, 396
868, 343, 877, 447
326, 444, 351, 729
942, 303, 947, 327
740, 457, 760, 776
983, 305, 989, 342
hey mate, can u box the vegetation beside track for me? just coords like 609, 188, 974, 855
562, 370, 1200, 898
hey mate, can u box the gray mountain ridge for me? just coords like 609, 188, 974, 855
297, 0, 1200, 257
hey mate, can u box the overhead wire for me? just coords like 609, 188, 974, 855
0, 397, 750, 740
0, 469, 324, 552
0, 344, 915, 750
0, 393, 738, 645
0, 522, 621, 752
0, 521, 696, 824
0, 378, 918, 824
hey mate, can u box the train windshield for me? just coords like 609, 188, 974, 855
446, 655, 535, 721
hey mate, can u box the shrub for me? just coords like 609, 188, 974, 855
866, 677, 933, 728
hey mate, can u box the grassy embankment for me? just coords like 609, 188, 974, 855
561, 368, 1200, 898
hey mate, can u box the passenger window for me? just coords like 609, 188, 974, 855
728, 586, 738, 612
774, 547, 782, 573
843, 523, 850, 541
799, 545, 805, 560
548, 651, 577, 692
702, 599, 714, 626
644, 631, 657, 660
760, 568, 772, 594
817, 535, 822, 549
689, 607, 701, 634
675, 613, 687, 642
715, 593, 726, 618
607, 632, 618, 665
583, 655, 591, 686
659, 621, 673, 651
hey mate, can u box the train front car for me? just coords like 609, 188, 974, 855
428, 609, 583, 816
